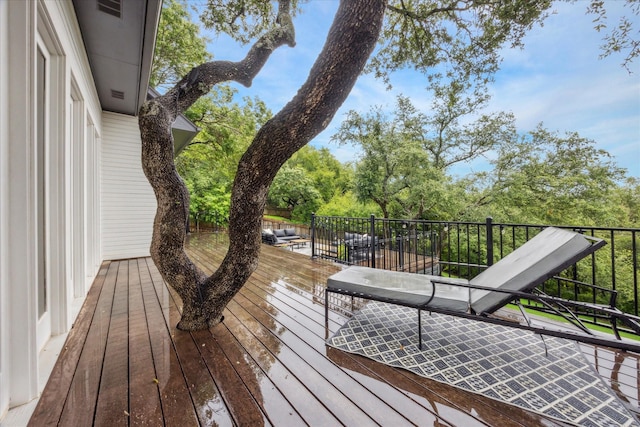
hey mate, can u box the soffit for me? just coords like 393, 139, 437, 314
72, 0, 162, 115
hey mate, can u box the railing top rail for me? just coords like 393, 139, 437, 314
312, 214, 640, 233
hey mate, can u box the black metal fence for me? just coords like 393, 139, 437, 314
310, 214, 639, 333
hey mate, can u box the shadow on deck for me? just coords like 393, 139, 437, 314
28, 233, 639, 426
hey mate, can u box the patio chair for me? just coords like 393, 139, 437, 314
325, 227, 640, 352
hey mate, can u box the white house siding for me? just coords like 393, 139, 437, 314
101, 112, 156, 260
1, 0, 11, 418
0, 0, 103, 417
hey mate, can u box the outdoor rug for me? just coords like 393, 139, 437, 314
327, 301, 639, 427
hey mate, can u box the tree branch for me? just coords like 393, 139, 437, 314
139, 0, 296, 329
387, 1, 470, 20
158, 0, 295, 119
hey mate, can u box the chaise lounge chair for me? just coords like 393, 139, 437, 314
325, 227, 640, 352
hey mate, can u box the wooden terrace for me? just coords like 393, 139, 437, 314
29, 233, 639, 426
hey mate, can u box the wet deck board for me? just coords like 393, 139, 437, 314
128, 259, 164, 426
30, 233, 637, 426
58, 261, 119, 427
139, 258, 200, 427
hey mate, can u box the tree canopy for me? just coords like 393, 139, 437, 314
472, 126, 630, 226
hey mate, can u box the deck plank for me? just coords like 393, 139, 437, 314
220, 307, 347, 426
159, 250, 278, 426
213, 324, 307, 426
227, 297, 404, 426
229, 292, 435, 426
234, 284, 455, 426
205, 323, 308, 426
128, 259, 164, 426
190, 329, 274, 427
94, 260, 130, 426
189, 244, 378, 425
148, 262, 235, 427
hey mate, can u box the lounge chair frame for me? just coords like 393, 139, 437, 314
325, 227, 640, 353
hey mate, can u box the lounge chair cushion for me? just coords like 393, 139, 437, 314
344, 233, 370, 246
327, 267, 470, 313
285, 228, 297, 236
274, 229, 287, 238
469, 227, 599, 314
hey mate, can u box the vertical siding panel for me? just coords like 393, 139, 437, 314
101, 112, 156, 259
0, 0, 9, 417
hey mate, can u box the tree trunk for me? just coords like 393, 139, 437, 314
139, 0, 386, 330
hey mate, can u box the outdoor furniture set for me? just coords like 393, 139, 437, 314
262, 228, 311, 249
262, 228, 303, 245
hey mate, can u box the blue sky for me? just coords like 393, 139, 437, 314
201, 1, 640, 178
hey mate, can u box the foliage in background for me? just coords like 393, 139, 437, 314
150, 0, 212, 90
470, 126, 630, 227
333, 92, 517, 220
586, 0, 640, 72
316, 191, 382, 219
267, 166, 322, 222
177, 95, 271, 222
282, 146, 351, 201
267, 145, 354, 221
153, 0, 639, 232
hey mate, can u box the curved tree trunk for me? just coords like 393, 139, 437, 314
140, 0, 386, 330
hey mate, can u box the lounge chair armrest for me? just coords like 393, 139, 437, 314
429, 279, 547, 314
429, 277, 476, 309
430, 278, 505, 294
535, 293, 638, 319
430, 280, 532, 295
429, 277, 469, 287
548, 275, 619, 308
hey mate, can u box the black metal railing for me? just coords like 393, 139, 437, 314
310, 214, 640, 333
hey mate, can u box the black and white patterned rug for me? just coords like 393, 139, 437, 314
327, 301, 639, 427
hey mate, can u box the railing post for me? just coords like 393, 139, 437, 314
632, 231, 638, 317
311, 213, 316, 259
486, 217, 494, 267
370, 214, 376, 269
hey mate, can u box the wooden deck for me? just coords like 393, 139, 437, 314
29, 233, 639, 426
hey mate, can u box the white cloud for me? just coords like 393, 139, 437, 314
483, 0, 640, 176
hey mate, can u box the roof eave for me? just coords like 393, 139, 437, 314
137, 0, 163, 114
